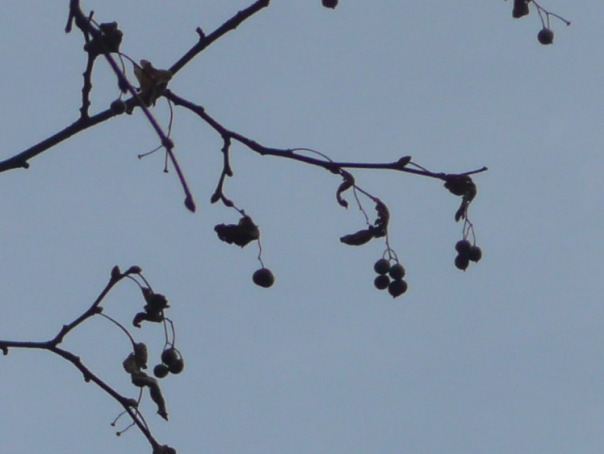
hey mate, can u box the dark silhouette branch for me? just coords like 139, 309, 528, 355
0, 265, 171, 452
169, 0, 271, 76
164, 89, 488, 182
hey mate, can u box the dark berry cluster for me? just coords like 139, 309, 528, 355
373, 258, 408, 298
153, 346, 184, 378
454, 239, 482, 271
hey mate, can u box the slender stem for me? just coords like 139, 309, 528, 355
164, 90, 488, 181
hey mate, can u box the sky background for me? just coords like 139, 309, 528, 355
1, 1, 603, 453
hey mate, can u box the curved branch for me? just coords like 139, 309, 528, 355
164, 90, 488, 181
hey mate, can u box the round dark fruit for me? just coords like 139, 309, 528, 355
110, 99, 126, 115
253, 268, 275, 288
322, 0, 338, 8
388, 279, 408, 298
168, 358, 184, 374
153, 364, 169, 379
468, 246, 482, 262
537, 28, 554, 45
373, 258, 391, 275
388, 263, 405, 280
455, 239, 472, 255
455, 254, 470, 271
374, 274, 390, 290
161, 348, 179, 367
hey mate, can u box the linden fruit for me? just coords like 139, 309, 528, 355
374, 274, 390, 290
388, 263, 405, 280
455, 239, 472, 255
168, 358, 185, 375
469, 246, 482, 262
388, 279, 408, 298
253, 268, 275, 288
373, 258, 391, 275
153, 364, 169, 379
161, 348, 179, 367
455, 254, 470, 271
538, 28, 554, 45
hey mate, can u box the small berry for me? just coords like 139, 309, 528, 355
455, 239, 472, 255
322, 0, 338, 9
388, 263, 405, 280
537, 28, 554, 45
253, 268, 275, 288
110, 99, 126, 115
455, 254, 470, 271
388, 279, 408, 298
161, 348, 179, 367
468, 246, 482, 262
168, 358, 184, 374
374, 274, 390, 290
373, 258, 391, 275
153, 364, 169, 379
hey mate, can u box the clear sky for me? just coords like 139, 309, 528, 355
1, 1, 603, 453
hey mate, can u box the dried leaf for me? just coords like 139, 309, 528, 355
149, 382, 168, 420
133, 60, 172, 106
444, 175, 476, 198
373, 200, 389, 237
83, 22, 123, 55
513, 0, 530, 18
130, 371, 155, 388
122, 353, 139, 375
214, 216, 259, 247
134, 343, 148, 370
340, 228, 376, 246
132, 311, 164, 328
141, 288, 169, 314
336, 171, 355, 208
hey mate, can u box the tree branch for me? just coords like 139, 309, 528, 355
164, 90, 488, 181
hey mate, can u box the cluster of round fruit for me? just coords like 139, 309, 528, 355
153, 347, 184, 378
373, 258, 408, 298
454, 239, 482, 271
253, 267, 275, 288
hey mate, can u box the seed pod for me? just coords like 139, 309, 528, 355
374, 274, 390, 290
253, 268, 275, 288
153, 364, 169, 379
373, 258, 391, 275
537, 28, 554, 45
161, 348, 179, 367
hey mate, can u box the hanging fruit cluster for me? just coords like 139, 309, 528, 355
509, 0, 570, 45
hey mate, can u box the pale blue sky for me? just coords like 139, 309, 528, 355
1, 1, 603, 453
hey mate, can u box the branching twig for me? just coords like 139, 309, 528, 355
164, 89, 488, 182
0, 265, 165, 451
